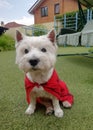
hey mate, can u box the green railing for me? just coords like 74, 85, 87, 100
54, 9, 93, 33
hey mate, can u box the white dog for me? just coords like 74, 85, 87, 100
15, 29, 73, 118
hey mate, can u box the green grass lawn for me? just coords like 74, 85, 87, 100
0, 47, 93, 130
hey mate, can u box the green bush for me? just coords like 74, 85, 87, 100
55, 9, 88, 19
55, 11, 77, 19
0, 34, 15, 51
31, 24, 48, 36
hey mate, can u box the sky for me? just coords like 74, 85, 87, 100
0, 0, 37, 25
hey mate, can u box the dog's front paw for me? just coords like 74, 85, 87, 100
25, 106, 35, 115
54, 109, 63, 118
63, 101, 72, 108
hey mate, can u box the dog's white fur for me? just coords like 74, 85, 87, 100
15, 30, 65, 117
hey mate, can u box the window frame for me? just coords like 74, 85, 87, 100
41, 6, 48, 17
54, 3, 60, 14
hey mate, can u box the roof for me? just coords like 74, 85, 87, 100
28, 0, 44, 14
28, 0, 93, 15
79, 0, 93, 8
5, 22, 24, 28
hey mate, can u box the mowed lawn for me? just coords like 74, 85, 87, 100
0, 47, 93, 130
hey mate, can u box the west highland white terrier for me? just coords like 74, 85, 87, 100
15, 29, 74, 118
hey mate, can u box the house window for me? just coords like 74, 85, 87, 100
41, 6, 48, 17
54, 3, 60, 14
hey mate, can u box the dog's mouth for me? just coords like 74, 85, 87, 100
32, 67, 40, 71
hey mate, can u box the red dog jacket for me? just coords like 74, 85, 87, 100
25, 70, 74, 105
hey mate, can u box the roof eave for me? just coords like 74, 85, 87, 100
28, 0, 44, 14
79, 0, 93, 8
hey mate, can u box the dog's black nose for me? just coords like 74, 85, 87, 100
29, 59, 40, 66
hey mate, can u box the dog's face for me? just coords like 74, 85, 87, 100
15, 30, 57, 73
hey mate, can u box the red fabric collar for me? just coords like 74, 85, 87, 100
25, 70, 73, 104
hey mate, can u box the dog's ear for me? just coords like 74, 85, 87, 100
16, 30, 23, 42
47, 29, 56, 43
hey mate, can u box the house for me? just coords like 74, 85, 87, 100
5, 22, 24, 28
4, 22, 25, 38
28, 0, 79, 29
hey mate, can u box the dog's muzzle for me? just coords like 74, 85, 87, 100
29, 58, 40, 67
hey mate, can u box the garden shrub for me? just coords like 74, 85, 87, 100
0, 34, 15, 51
31, 24, 48, 36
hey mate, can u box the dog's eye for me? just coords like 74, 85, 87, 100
24, 49, 29, 54
41, 48, 47, 52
